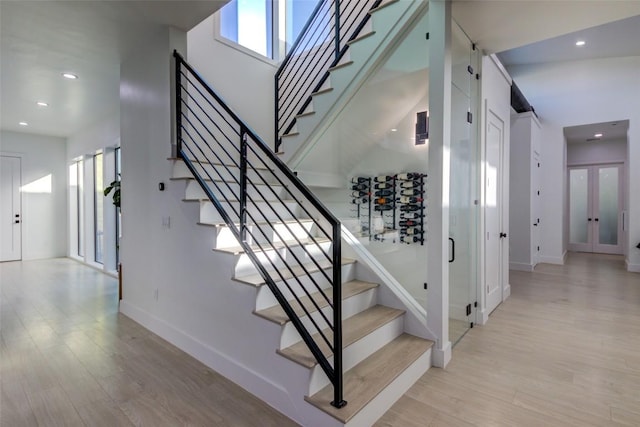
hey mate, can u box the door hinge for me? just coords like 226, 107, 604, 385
537, 190, 540, 195
474, 301, 478, 308
467, 65, 474, 75
538, 162, 540, 167
467, 111, 473, 124
476, 73, 480, 80
466, 304, 472, 316
426, 32, 430, 40
472, 43, 477, 51
470, 322, 474, 328
424, 282, 428, 290
537, 246, 540, 251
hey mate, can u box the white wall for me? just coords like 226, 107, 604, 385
118, 25, 313, 424
0, 131, 67, 260
67, 112, 119, 159
187, 15, 277, 142
508, 55, 640, 271
567, 139, 627, 165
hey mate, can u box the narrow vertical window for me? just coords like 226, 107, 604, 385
94, 153, 104, 264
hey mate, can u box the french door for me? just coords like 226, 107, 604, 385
568, 164, 623, 254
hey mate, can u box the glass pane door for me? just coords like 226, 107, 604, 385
569, 168, 590, 249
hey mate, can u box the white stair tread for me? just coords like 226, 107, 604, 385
276, 305, 404, 369
347, 30, 376, 46
254, 280, 378, 325
213, 237, 331, 256
328, 60, 354, 73
232, 257, 356, 287
305, 333, 433, 423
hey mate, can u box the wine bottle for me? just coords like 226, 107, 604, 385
400, 180, 420, 188
374, 183, 391, 189
400, 212, 424, 219
375, 197, 393, 205
374, 175, 394, 183
374, 204, 394, 211
397, 172, 421, 180
399, 219, 416, 227
352, 183, 368, 191
400, 189, 422, 196
374, 189, 393, 197
350, 197, 368, 204
402, 227, 423, 235
398, 196, 423, 204
351, 177, 368, 184
351, 190, 369, 198
400, 204, 421, 212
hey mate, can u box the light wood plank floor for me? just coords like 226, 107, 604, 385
0, 258, 297, 427
2, 254, 639, 426
378, 252, 640, 426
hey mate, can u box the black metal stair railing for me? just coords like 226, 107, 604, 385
173, 51, 346, 408
274, 0, 383, 152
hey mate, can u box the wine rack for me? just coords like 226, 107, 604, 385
349, 172, 426, 244
396, 173, 426, 245
350, 176, 371, 237
372, 175, 396, 241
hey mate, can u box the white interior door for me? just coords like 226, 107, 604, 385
568, 164, 623, 254
1, 156, 22, 261
485, 108, 504, 315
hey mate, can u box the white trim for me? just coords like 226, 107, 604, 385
119, 301, 301, 423
503, 283, 511, 299
509, 262, 534, 272
488, 54, 512, 85
626, 260, 640, 273
538, 254, 566, 265
431, 341, 451, 368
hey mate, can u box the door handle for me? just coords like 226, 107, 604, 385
588, 218, 592, 221
499, 232, 507, 238
449, 237, 455, 263
14, 220, 20, 224
594, 218, 599, 222
533, 223, 538, 227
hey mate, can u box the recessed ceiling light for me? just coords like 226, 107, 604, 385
594, 133, 603, 138
576, 40, 586, 46
36, 101, 49, 107
19, 121, 28, 126
62, 73, 78, 79
391, 128, 397, 132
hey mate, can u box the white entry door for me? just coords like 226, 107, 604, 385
1, 156, 22, 261
485, 107, 505, 315
569, 164, 623, 254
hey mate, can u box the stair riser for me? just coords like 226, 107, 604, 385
172, 161, 272, 183
185, 180, 287, 202
200, 200, 299, 223
212, 221, 318, 249
307, 314, 404, 396
278, 287, 378, 349
254, 263, 356, 310
232, 241, 333, 278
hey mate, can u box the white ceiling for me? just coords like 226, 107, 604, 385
0, 1, 226, 138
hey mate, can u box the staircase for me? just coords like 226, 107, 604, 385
275, 0, 428, 165
172, 52, 433, 425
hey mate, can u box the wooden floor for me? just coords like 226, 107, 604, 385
378, 252, 640, 426
0, 258, 297, 427
2, 253, 639, 426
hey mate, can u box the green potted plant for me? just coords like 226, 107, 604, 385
103, 175, 121, 208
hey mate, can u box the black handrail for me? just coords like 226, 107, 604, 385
274, 0, 383, 152
174, 51, 346, 408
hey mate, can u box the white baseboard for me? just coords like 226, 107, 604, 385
119, 301, 301, 424
537, 254, 565, 265
509, 262, 534, 272
626, 260, 640, 273
477, 308, 489, 326
431, 341, 451, 368
503, 283, 511, 300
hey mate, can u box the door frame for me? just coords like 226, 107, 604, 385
1, 153, 23, 262
567, 162, 624, 254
